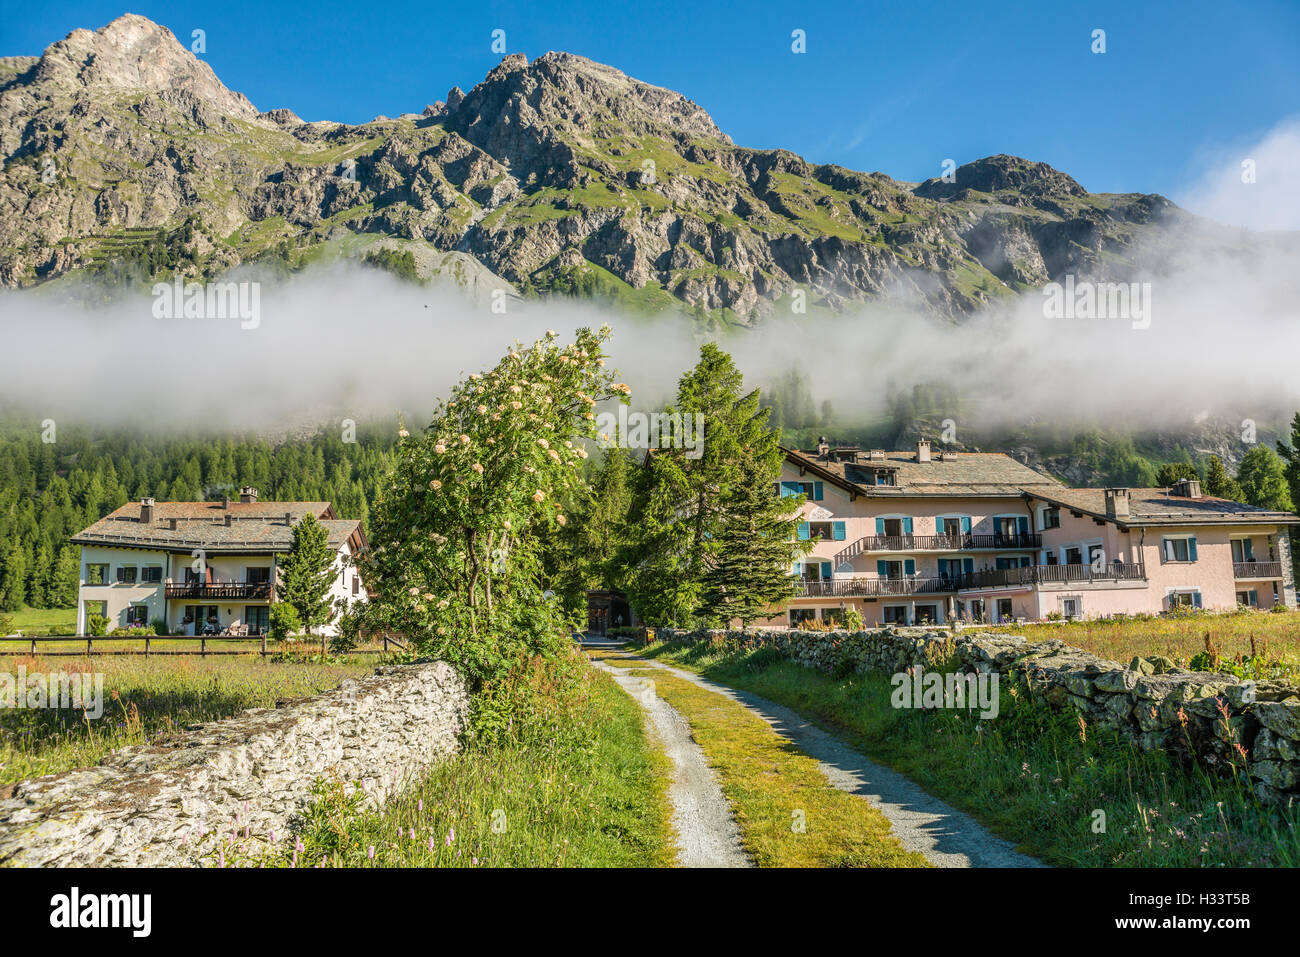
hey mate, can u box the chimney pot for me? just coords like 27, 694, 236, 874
222, 496, 231, 510
224, 513, 233, 527
1171, 478, 1202, 498
169, 518, 178, 531
916, 439, 931, 463
139, 498, 155, 524
1105, 487, 1131, 519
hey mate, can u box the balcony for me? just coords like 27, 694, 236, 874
165, 580, 275, 601
1234, 561, 1283, 580
956, 563, 1147, 590
793, 577, 957, 598
834, 531, 1042, 565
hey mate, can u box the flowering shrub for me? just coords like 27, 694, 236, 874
363, 327, 623, 684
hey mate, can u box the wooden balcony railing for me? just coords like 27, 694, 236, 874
1233, 561, 1283, 580
834, 531, 1042, 565
793, 577, 958, 598
164, 581, 275, 601
954, 563, 1146, 590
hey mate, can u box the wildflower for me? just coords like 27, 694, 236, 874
408, 587, 419, 597
368, 846, 375, 860
511, 400, 522, 409
472, 462, 484, 474
437, 599, 449, 609
398, 428, 409, 438
612, 383, 631, 395
418, 800, 424, 812
510, 385, 522, 394
538, 438, 550, 449
477, 404, 487, 414
556, 515, 567, 526
532, 491, 545, 502
430, 479, 442, 491
423, 593, 435, 602
459, 434, 470, 444
435, 442, 446, 454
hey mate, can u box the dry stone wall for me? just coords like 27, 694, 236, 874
657, 627, 1300, 806
0, 661, 469, 867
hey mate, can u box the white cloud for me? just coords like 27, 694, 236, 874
1176, 115, 1300, 232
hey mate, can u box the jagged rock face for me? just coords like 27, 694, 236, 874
0, 14, 1198, 318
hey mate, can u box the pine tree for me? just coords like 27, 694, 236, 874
1203, 455, 1244, 501
1155, 461, 1199, 487
1236, 445, 1294, 511
1275, 412, 1300, 513
278, 513, 336, 637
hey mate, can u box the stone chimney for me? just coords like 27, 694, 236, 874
222, 495, 231, 510
1171, 478, 1202, 499
224, 513, 233, 527
239, 486, 258, 504
1104, 487, 1131, 519
916, 438, 931, 463
169, 518, 178, 531
139, 498, 155, 524
816, 435, 830, 459
284, 511, 292, 526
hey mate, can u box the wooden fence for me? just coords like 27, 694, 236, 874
0, 633, 409, 657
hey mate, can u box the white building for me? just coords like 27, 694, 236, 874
70, 487, 367, 636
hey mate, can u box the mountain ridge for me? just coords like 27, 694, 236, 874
0, 14, 1202, 318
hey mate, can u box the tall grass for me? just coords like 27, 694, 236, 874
217, 650, 674, 868
0, 654, 372, 788
638, 641, 1300, 867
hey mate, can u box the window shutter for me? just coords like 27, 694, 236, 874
813, 481, 824, 501
877, 560, 888, 577
1193, 591, 1203, 608
904, 559, 916, 576
1017, 516, 1029, 534
832, 521, 846, 541
902, 517, 913, 534
797, 522, 810, 540
1161, 539, 1172, 562
1188, 538, 1198, 561
963, 558, 974, 574
821, 561, 832, 579
116, 567, 125, 583
961, 516, 972, 533
875, 517, 885, 535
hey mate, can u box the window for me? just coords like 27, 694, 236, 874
820, 607, 844, 626
778, 481, 823, 500
1236, 590, 1258, 608
800, 561, 832, 581
1167, 590, 1202, 610
86, 564, 109, 585
246, 606, 270, 634
1062, 597, 1081, 619
938, 516, 969, 537
1231, 539, 1255, 563
126, 604, 148, 626
804, 521, 846, 542
1064, 547, 1083, 566
247, 566, 272, 585
1161, 537, 1198, 563
882, 606, 908, 624
116, 565, 138, 584
790, 608, 817, 626
351, 575, 360, 596
141, 566, 162, 584
83, 600, 106, 622
968, 599, 986, 623
996, 598, 1014, 622
1041, 506, 1061, 530
914, 604, 939, 625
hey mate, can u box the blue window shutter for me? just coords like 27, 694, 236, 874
797, 522, 810, 540
961, 516, 972, 533
875, 517, 885, 535
813, 481, 824, 501
832, 521, 846, 541
822, 561, 832, 579
877, 560, 888, 577
1017, 516, 1029, 534
903, 517, 913, 534
1189, 538, 1198, 561
1193, 591, 1203, 608
963, 558, 974, 574
904, 559, 916, 576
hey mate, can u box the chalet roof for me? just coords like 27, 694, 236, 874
1027, 487, 1300, 527
785, 447, 1064, 498
70, 500, 365, 553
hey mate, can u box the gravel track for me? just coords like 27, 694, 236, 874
591, 659, 751, 868
606, 652, 1042, 869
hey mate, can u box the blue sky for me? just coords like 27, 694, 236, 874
4, 1, 1298, 205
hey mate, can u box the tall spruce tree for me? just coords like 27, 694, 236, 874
627, 343, 806, 627
1236, 445, 1294, 511
1275, 412, 1300, 512
1202, 454, 1244, 501
278, 513, 336, 636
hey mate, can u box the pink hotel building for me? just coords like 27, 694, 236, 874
766, 439, 1299, 627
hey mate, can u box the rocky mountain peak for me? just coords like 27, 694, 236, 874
914, 154, 1087, 200
29, 13, 258, 120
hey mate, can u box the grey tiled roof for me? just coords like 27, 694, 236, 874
71, 500, 362, 552
1029, 487, 1300, 526
787, 447, 1064, 497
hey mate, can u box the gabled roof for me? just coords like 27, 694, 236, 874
1025, 487, 1300, 528
784, 447, 1064, 498
71, 500, 366, 553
